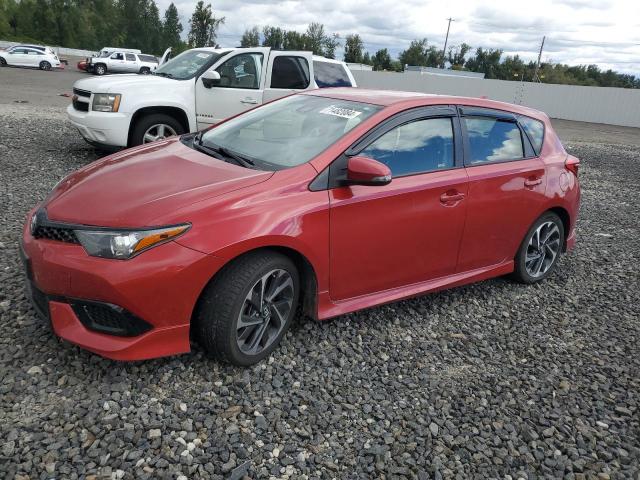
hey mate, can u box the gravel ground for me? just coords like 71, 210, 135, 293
0, 104, 639, 479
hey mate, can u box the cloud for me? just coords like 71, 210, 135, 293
159, 0, 640, 74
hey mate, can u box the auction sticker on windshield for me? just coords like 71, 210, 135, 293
319, 105, 363, 119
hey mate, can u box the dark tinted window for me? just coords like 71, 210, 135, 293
138, 54, 158, 63
271, 56, 310, 89
362, 118, 454, 177
313, 61, 352, 87
464, 117, 524, 164
111, 53, 124, 60
125, 53, 136, 61
518, 115, 544, 155
216, 53, 263, 89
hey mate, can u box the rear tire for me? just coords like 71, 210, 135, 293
194, 251, 300, 366
39, 61, 51, 71
130, 113, 184, 146
139, 67, 150, 74
512, 212, 564, 284
94, 63, 106, 75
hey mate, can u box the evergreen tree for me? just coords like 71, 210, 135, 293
187, 1, 224, 48
344, 34, 363, 63
163, 3, 183, 52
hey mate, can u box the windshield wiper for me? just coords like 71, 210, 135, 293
192, 137, 255, 168
153, 71, 173, 78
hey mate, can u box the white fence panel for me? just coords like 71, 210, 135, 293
352, 71, 640, 128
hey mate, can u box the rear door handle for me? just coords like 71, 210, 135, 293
440, 191, 465, 204
240, 98, 258, 104
524, 177, 542, 187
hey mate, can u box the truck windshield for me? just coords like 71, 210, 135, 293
199, 95, 382, 170
154, 50, 224, 80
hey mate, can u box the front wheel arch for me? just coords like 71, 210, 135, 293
128, 106, 190, 146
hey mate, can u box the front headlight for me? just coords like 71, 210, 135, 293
92, 93, 121, 112
75, 224, 190, 259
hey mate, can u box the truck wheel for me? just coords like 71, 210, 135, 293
131, 113, 184, 146
39, 61, 52, 71
139, 67, 150, 74
94, 63, 106, 75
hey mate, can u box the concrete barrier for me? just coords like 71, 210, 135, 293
352, 70, 640, 128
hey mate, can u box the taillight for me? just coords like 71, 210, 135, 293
565, 155, 580, 176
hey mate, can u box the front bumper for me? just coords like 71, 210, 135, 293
21, 212, 224, 360
67, 103, 131, 148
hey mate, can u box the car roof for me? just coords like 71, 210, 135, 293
304, 87, 548, 121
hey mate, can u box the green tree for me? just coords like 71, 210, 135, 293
465, 47, 503, 78
362, 51, 372, 65
262, 26, 284, 49
240, 26, 259, 47
323, 33, 340, 59
343, 33, 363, 63
163, 3, 183, 52
283, 30, 306, 50
447, 42, 471, 67
372, 48, 392, 71
399, 38, 429, 67
187, 1, 224, 48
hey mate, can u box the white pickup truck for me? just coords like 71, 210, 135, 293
67, 47, 357, 149
86, 49, 168, 75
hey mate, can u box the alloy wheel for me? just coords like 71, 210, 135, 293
142, 124, 177, 143
236, 269, 294, 355
40, 61, 51, 71
525, 221, 561, 278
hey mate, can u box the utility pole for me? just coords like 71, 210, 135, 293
441, 17, 455, 68
533, 36, 545, 82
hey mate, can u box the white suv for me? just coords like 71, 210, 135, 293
0, 45, 61, 70
87, 49, 168, 75
67, 47, 356, 149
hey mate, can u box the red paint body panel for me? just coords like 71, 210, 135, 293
22, 88, 580, 360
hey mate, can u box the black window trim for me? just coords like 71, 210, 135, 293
517, 114, 546, 156
310, 105, 463, 191
458, 105, 539, 167
269, 55, 311, 90
214, 52, 264, 90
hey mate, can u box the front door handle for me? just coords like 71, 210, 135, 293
524, 177, 542, 187
440, 191, 465, 204
240, 98, 258, 104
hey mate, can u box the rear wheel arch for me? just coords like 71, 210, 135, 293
548, 206, 571, 251
128, 106, 190, 146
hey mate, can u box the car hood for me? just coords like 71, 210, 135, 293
72, 74, 180, 94
44, 139, 273, 227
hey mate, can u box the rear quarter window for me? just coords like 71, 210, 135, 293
518, 115, 545, 155
313, 61, 352, 88
138, 55, 158, 63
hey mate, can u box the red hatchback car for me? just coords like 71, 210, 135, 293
21, 89, 580, 365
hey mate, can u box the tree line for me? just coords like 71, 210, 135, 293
0, 0, 636, 88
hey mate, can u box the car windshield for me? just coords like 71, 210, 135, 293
199, 95, 382, 170
154, 49, 223, 80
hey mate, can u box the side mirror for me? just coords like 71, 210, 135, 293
201, 70, 221, 89
346, 156, 392, 186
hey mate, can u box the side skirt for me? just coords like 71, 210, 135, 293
316, 260, 514, 320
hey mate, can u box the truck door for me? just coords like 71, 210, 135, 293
194, 48, 269, 128
109, 52, 127, 72
263, 51, 314, 103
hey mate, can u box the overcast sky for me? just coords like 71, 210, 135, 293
162, 0, 640, 75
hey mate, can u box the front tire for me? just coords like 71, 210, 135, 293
195, 251, 300, 366
130, 113, 184, 146
0, 58, 6, 67
139, 67, 150, 74
94, 63, 106, 75
39, 61, 51, 71
513, 212, 564, 284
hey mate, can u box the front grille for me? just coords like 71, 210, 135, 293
72, 301, 152, 337
72, 98, 89, 112
73, 88, 91, 97
32, 225, 79, 244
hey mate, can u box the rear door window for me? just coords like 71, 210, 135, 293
125, 53, 136, 61
464, 117, 524, 164
270, 56, 310, 89
313, 61, 352, 88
